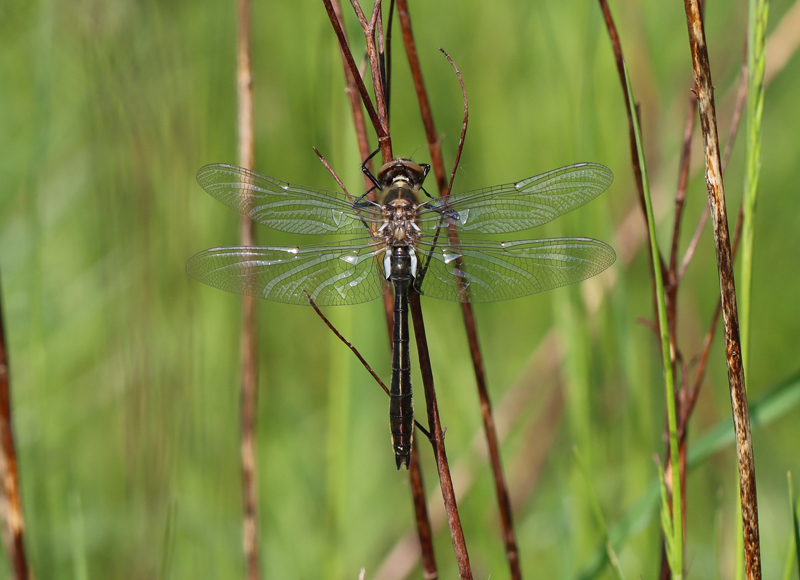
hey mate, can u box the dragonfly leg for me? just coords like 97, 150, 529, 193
419, 186, 436, 201
361, 148, 383, 189
354, 187, 380, 209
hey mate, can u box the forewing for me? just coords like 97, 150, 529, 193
196, 164, 382, 235
187, 238, 389, 306
416, 162, 613, 234
414, 237, 615, 303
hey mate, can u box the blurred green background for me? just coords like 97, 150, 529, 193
1, 0, 800, 578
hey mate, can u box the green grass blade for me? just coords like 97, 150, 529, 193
739, 0, 769, 377
573, 446, 627, 580
69, 491, 89, 580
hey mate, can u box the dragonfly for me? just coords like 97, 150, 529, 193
187, 153, 616, 469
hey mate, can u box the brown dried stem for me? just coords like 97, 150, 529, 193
407, 438, 437, 580
395, 0, 447, 193
668, 89, 697, 280
678, 45, 748, 283
678, 46, 749, 436
394, 4, 517, 575
0, 274, 29, 580
667, 68, 750, 580
675, 30, 780, 446
374, 332, 565, 580
236, 0, 260, 577
328, 0, 374, 192
306, 295, 389, 397
326, 0, 397, 338
438, 50, 469, 200
443, 49, 522, 578
384, 1, 470, 570
324, 2, 444, 575
313, 147, 354, 200
681, 2, 761, 578
680, 191, 745, 438
322, 0, 390, 156
346, 0, 392, 159
409, 292, 473, 579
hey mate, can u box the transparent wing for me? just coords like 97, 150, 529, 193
414, 237, 615, 303
416, 162, 613, 234
196, 164, 383, 235
187, 238, 389, 306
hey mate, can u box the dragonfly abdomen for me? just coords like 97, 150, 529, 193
389, 246, 414, 470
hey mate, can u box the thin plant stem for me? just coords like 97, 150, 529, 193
345, 5, 471, 571
681, 196, 745, 439
599, 5, 685, 577
322, 0, 390, 154
306, 294, 390, 397
306, 287, 438, 577
323, 2, 456, 575
395, 0, 448, 193
681, 1, 762, 577
661, 89, 697, 580
443, 51, 522, 573
373, 331, 565, 580
0, 271, 29, 580
328, 0, 374, 192
438, 49, 468, 199
428, 43, 521, 578
305, 292, 430, 437
678, 44, 748, 284
346, 0, 393, 159
236, 0, 260, 577
669, 87, 697, 280
597, 27, 676, 554
326, 0, 397, 340
409, 292, 473, 580
622, 61, 683, 579
407, 438, 438, 580
597, 0, 666, 279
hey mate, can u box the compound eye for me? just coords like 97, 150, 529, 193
377, 161, 395, 180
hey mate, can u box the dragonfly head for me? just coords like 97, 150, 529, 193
377, 158, 429, 190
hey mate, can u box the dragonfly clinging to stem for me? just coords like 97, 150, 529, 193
188, 151, 616, 469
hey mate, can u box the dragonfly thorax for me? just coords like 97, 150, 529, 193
380, 197, 421, 245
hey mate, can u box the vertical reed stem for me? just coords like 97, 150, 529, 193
681, 2, 762, 578
236, 0, 260, 577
